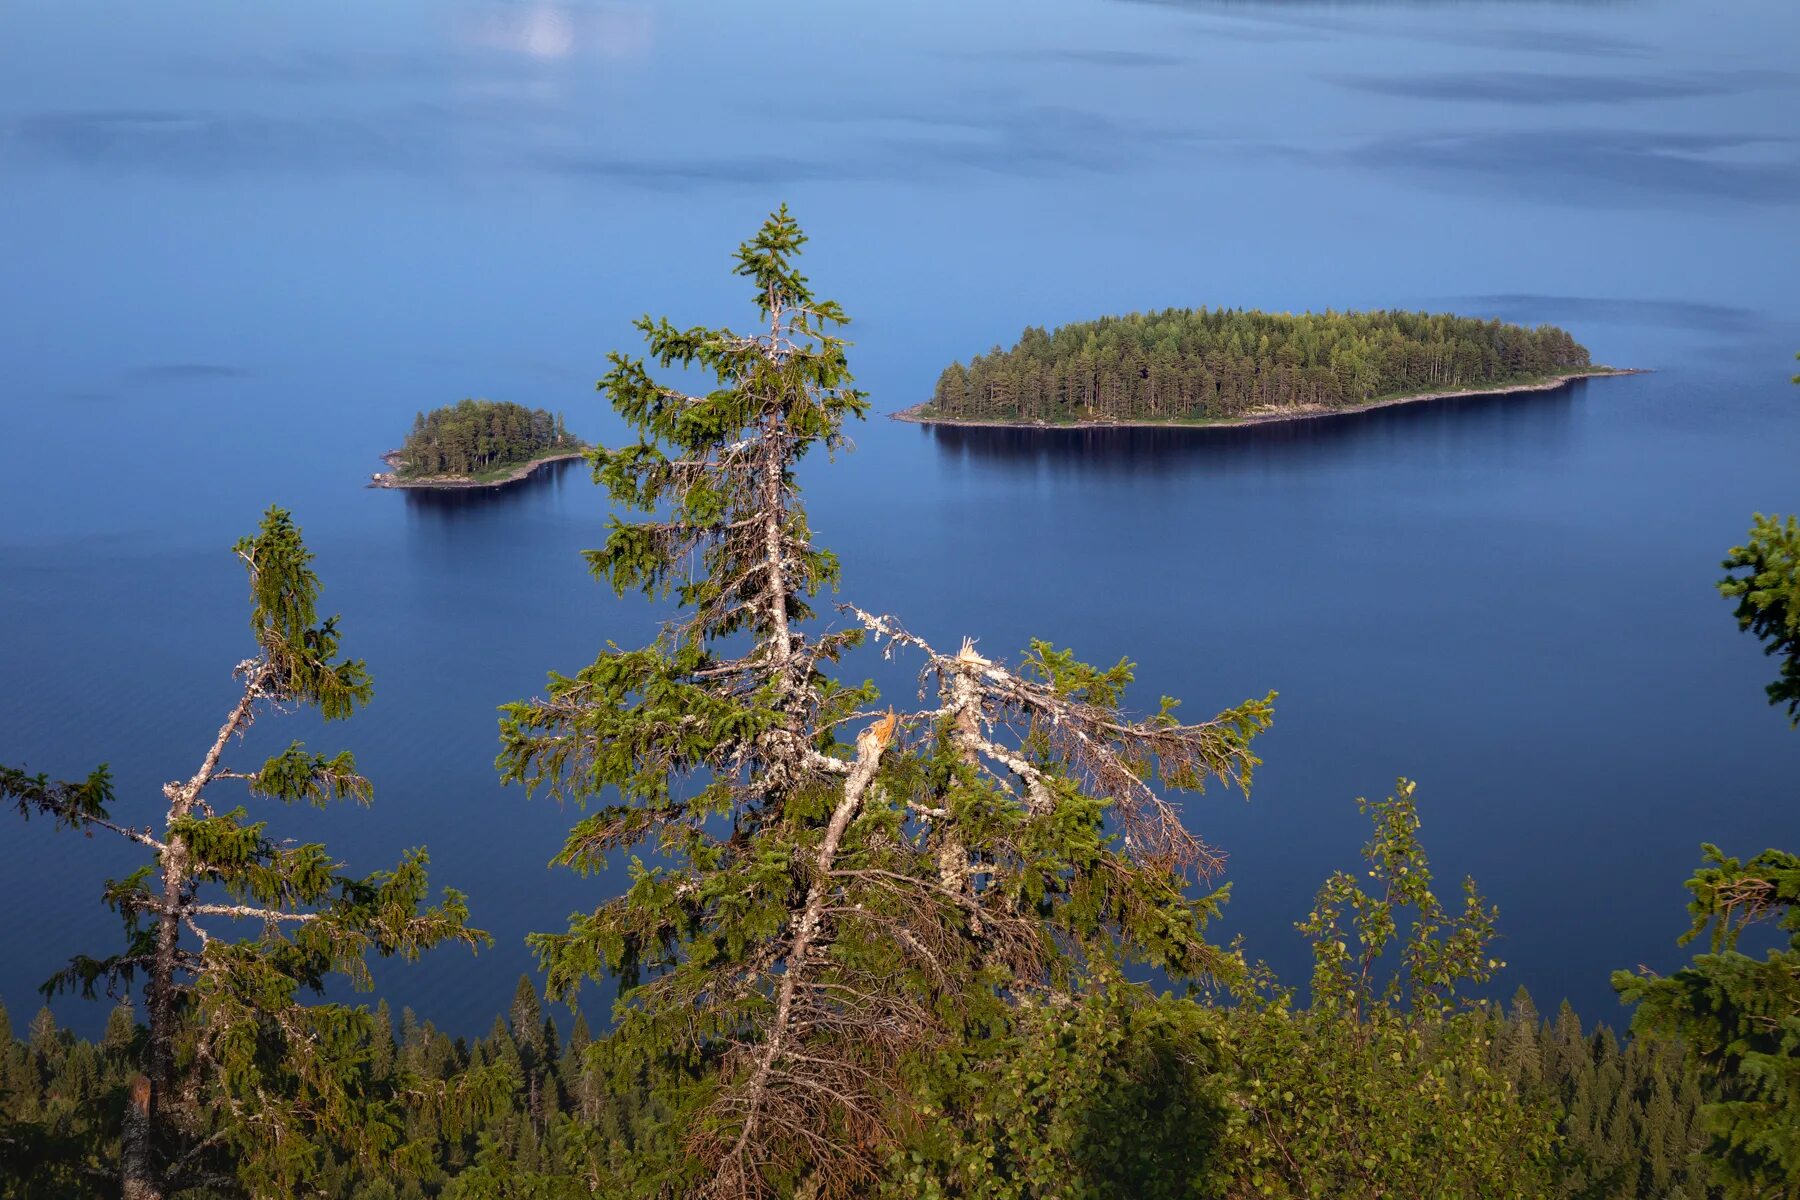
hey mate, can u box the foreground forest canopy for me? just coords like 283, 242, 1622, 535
0, 980, 1725, 1199
919, 308, 1596, 424
396, 400, 580, 479
2, 212, 1795, 1200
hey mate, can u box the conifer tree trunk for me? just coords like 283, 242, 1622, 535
724, 712, 894, 1184
120, 1073, 157, 1200
124, 864, 182, 1200
758, 410, 794, 690
125, 680, 254, 1200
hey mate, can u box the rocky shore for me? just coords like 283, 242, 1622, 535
368, 449, 588, 490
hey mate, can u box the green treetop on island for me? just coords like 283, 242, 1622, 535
397, 399, 582, 479
923, 307, 1595, 424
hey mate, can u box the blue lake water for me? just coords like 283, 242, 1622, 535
3, 0, 1797, 1035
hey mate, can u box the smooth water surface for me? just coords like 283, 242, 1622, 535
3, 0, 1797, 1034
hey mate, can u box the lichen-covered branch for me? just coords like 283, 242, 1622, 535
844, 605, 1273, 877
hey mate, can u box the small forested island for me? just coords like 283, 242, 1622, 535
904, 308, 1636, 427
371, 398, 585, 488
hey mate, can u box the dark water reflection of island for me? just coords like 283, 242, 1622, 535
400, 456, 585, 518
922, 380, 1583, 478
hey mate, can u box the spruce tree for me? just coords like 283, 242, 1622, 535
509, 975, 546, 1064
2, 506, 489, 1200
1503, 986, 1545, 1088
500, 206, 1274, 1197
1610, 450, 1800, 1196
1615, 845, 1800, 1197
1719, 512, 1800, 725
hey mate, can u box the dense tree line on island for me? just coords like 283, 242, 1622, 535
396, 400, 581, 479
3, 212, 1795, 1199
921, 308, 1596, 424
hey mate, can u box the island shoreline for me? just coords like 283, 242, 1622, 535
890, 367, 1647, 431
369, 450, 588, 490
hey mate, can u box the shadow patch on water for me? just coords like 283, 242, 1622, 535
1352, 128, 1800, 208
1442, 294, 1777, 336
1327, 69, 1787, 105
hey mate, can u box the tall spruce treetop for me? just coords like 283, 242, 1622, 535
3, 506, 487, 1200
592, 203, 861, 660
501, 209, 1274, 1199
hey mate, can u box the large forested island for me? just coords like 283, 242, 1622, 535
372, 398, 585, 488
906, 308, 1630, 426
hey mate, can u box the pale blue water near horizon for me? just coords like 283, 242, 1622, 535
3, 0, 1797, 1036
